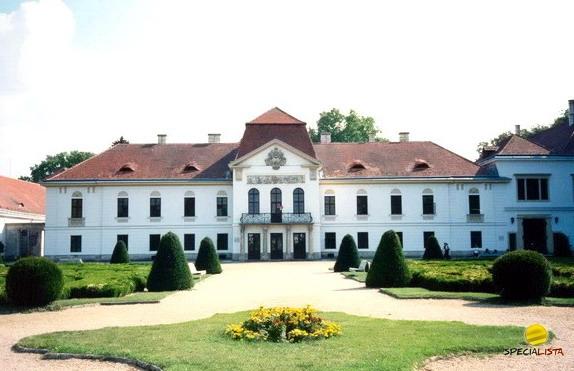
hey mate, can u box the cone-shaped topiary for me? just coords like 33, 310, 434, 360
147, 232, 193, 291
553, 232, 572, 257
333, 234, 360, 272
195, 237, 222, 274
366, 230, 411, 288
110, 240, 130, 264
492, 250, 552, 301
6, 257, 64, 306
422, 235, 443, 260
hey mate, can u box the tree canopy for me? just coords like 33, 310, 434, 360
111, 136, 130, 146
309, 108, 387, 143
476, 110, 568, 154
19, 151, 94, 182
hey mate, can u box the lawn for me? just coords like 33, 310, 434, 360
18, 311, 523, 371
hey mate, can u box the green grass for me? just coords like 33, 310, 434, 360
50, 291, 173, 309
18, 311, 523, 371
381, 287, 498, 301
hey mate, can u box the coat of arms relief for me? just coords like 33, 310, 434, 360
265, 147, 287, 170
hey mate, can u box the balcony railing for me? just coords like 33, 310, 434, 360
240, 212, 313, 225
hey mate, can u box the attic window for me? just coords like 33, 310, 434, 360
118, 163, 135, 172
348, 160, 366, 172
183, 162, 200, 172
412, 159, 430, 171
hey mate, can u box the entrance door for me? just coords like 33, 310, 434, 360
247, 233, 261, 260
293, 233, 306, 259
270, 233, 283, 259
522, 218, 547, 253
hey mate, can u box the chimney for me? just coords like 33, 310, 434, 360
514, 124, 521, 135
399, 132, 410, 142
569, 99, 574, 127
208, 133, 221, 143
157, 134, 166, 144
320, 132, 331, 144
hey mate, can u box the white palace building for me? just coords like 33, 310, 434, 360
43, 105, 574, 260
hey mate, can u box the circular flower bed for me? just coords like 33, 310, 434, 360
225, 306, 342, 342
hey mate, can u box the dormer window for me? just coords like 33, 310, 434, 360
118, 163, 135, 172
348, 160, 366, 172
183, 162, 200, 172
412, 159, 430, 171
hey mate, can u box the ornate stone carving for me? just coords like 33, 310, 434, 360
246, 175, 305, 184
265, 148, 287, 170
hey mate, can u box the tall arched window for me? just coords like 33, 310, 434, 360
248, 188, 260, 214
293, 188, 305, 214
468, 188, 481, 215
270, 188, 282, 214
117, 191, 129, 218
422, 188, 434, 215
150, 191, 161, 217
71, 191, 83, 218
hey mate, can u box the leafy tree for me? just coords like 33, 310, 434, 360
309, 109, 387, 143
112, 136, 130, 146
21, 151, 94, 182
333, 234, 360, 272
366, 230, 410, 288
147, 232, 193, 291
477, 110, 568, 154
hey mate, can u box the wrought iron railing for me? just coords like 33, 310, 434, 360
240, 212, 313, 224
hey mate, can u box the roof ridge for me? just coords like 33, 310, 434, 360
247, 107, 305, 125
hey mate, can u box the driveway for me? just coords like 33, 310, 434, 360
0, 261, 572, 370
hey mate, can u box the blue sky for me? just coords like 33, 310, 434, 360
0, 0, 573, 178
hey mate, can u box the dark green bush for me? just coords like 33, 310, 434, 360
5, 257, 64, 306
410, 270, 495, 292
366, 230, 410, 288
333, 235, 360, 272
492, 250, 552, 301
110, 240, 130, 264
147, 232, 193, 291
195, 237, 222, 274
553, 233, 572, 257
422, 236, 443, 260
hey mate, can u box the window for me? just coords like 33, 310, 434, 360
468, 195, 481, 214
117, 234, 128, 249
422, 195, 435, 215
150, 197, 161, 217
270, 188, 282, 214
217, 197, 228, 216
423, 231, 435, 249
184, 197, 195, 217
293, 188, 305, 214
217, 233, 228, 250
324, 196, 336, 215
117, 197, 129, 218
325, 232, 336, 249
70, 235, 82, 253
517, 178, 549, 201
248, 188, 259, 214
356, 196, 368, 215
391, 195, 402, 215
184, 233, 195, 251
396, 231, 404, 248
508, 232, 517, 251
358, 232, 369, 249
470, 231, 482, 248
71, 198, 83, 218
149, 234, 161, 251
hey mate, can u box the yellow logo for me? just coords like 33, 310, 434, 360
524, 324, 548, 346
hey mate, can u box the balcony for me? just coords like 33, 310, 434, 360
240, 212, 313, 225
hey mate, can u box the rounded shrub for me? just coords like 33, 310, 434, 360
110, 240, 130, 264
333, 234, 360, 272
492, 250, 552, 301
195, 237, 222, 274
366, 230, 411, 288
553, 232, 572, 257
5, 257, 64, 306
147, 232, 193, 292
422, 236, 443, 260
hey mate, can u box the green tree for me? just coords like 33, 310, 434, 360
110, 240, 130, 264
195, 237, 223, 274
309, 108, 387, 143
366, 230, 410, 288
111, 136, 130, 146
147, 232, 193, 291
422, 236, 443, 260
333, 234, 361, 272
20, 151, 94, 182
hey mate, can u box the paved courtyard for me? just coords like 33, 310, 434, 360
0, 261, 572, 370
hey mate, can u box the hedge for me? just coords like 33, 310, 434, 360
5, 257, 64, 306
492, 250, 552, 300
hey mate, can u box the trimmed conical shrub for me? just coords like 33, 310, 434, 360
333, 234, 360, 272
110, 240, 129, 264
195, 237, 222, 274
147, 232, 193, 291
6, 257, 64, 306
366, 230, 411, 288
422, 235, 443, 260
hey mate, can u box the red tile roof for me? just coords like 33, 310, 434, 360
495, 135, 550, 155
0, 176, 45, 215
46, 143, 238, 181
530, 122, 574, 154
248, 107, 305, 125
314, 142, 481, 177
237, 124, 316, 159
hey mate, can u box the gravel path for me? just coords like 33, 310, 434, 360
0, 261, 572, 370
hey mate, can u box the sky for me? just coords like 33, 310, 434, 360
0, 0, 573, 178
